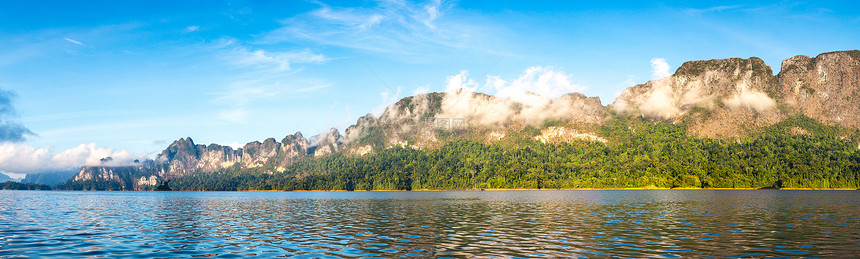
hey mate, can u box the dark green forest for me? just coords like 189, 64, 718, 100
62, 115, 859, 191
1, 181, 52, 190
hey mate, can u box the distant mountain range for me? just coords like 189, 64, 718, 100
61, 50, 860, 191
21, 170, 79, 186
0, 172, 15, 182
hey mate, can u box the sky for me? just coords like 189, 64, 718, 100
0, 0, 858, 175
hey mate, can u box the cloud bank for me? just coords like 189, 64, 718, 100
0, 143, 139, 174
437, 66, 597, 126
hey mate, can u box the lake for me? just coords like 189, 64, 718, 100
1, 190, 858, 258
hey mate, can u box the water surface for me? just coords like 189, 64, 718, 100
1, 190, 858, 258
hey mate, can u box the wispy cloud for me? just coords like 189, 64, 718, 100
184, 25, 200, 33
228, 47, 326, 71
373, 86, 402, 116
683, 5, 742, 16
260, 0, 497, 60
218, 38, 327, 72
210, 39, 331, 123
63, 37, 85, 46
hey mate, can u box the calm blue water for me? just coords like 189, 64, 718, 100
1, 190, 859, 258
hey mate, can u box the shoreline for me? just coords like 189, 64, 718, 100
27, 187, 860, 192
252, 187, 859, 192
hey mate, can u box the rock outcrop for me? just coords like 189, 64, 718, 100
280, 132, 308, 165
310, 128, 343, 157
72, 161, 170, 190
777, 50, 860, 129
241, 138, 280, 167
613, 57, 785, 138
158, 137, 242, 177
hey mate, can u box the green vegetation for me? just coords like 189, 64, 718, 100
1, 181, 52, 190
133, 115, 860, 191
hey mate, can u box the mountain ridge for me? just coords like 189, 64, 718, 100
61, 50, 860, 190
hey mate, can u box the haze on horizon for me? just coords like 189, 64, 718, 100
0, 0, 858, 175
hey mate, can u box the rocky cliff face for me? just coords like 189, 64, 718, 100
613, 57, 785, 138
72, 161, 170, 190
158, 137, 243, 177
554, 93, 606, 125
72, 133, 315, 185
241, 138, 280, 167
341, 91, 607, 152
777, 50, 860, 129
280, 132, 308, 165
310, 128, 343, 157
611, 51, 860, 138
153, 134, 313, 175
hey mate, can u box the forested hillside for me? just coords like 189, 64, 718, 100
59, 50, 860, 191
89, 115, 857, 191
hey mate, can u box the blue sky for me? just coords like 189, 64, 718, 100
0, 0, 858, 174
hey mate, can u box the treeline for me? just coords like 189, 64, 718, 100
162, 115, 860, 191
1, 181, 52, 190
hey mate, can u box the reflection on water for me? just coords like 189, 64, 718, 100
1, 190, 858, 258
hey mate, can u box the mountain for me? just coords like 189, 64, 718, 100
21, 170, 78, 186
613, 56, 783, 138
0, 172, 13, 182
776, 51, 860, 128
61, 50, 860, 191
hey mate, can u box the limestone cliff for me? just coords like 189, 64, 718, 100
613, 57, 784, 138
241, 138, 280, 167
777, 50, 860, 129
159, 137, 242, 177
280, 132, 308, 165
310, 128, 343, 157
341, 91, 607, 153
72, 161, 169, 190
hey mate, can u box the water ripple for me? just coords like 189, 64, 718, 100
0, 190, 858, 257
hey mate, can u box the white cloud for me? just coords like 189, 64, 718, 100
373, 86, 403, 116
211, 40, 331, 123
184, 25, 200, 33
213, 82, 279, 105
421, 0, 442, 28
261, 0, 496, 60
614, 59, 777, 119
412, 85, 430, 96
436, 67, 593, 126
0, 143, 140, 173
293, 83, 333, 93
651, 58, 671, 79
622, 75, 638, 87
724, 91, 776, 111
63, 37, 85, 46
228, 46, 327, 72
684, 5, 743, 16
493, 66, 585, 100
